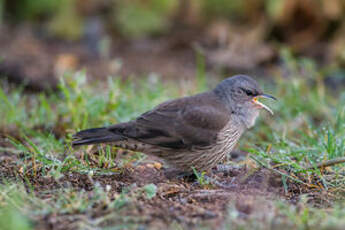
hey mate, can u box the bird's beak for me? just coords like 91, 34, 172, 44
252, 94, 276, 115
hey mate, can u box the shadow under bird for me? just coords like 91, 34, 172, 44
72, 75, 276, 172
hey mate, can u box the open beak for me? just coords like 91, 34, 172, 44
252, 94, 276, 115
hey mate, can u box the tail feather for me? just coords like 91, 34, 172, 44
72, 127, 124, 146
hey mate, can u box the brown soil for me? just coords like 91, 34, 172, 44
0, 140, 291, 230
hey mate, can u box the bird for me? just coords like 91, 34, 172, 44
72, 75, 276, 172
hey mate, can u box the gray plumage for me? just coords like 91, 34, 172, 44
72, 75, 275, 171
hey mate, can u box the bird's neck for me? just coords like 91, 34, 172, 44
235, 106, 260, 129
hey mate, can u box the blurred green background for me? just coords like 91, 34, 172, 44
2, 0, 345, 47
1, 0, 345, 89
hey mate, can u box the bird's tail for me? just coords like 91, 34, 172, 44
72, 127, 124, 146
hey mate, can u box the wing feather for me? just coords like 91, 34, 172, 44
109, 92, 231, 149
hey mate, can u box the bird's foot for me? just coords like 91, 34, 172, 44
190, 169, 236, 189
177, 172, 197, 182
212, 164, 241, 176
163, 166, 237, 189
164, 169, 197, 182
201, 175, 236, 190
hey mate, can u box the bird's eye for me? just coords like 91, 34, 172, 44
244, 89, 253, 96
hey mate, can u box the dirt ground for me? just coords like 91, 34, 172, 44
1, 132, 316, 230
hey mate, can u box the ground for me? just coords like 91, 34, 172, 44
0, 145, 289, 229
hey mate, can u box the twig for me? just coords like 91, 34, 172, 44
306, 157, 345, 170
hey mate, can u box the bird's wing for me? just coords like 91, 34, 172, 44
110, 93, 231, 149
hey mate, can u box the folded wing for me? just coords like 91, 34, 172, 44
109, 92, 231, 149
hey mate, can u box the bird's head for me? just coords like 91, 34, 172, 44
214, 75, 276, 128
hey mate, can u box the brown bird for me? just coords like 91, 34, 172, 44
72, 75, 276, 172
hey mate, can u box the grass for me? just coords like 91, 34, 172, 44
1, 54, 345, 229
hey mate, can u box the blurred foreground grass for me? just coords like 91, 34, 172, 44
1, 54, 345, 229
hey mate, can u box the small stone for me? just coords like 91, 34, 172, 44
146, 163, 154, 168
153, 162, 162, 170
